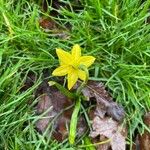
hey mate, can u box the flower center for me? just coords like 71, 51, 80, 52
71, 60, 80, 69
72, 64, 79, 70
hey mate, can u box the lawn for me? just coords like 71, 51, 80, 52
0, 0, 150, 149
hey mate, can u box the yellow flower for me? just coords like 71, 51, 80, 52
52, 44, 95, 90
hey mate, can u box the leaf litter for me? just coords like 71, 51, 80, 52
80, 81, 125, 122
139, 112, 150, 150
90, 116, 126, 150
34, 78, 126, 149
35, 80, 87, 141
79, 81, 126, 150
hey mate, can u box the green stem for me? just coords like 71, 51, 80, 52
83, 136, 96, 150
48, 81, 76, 99
78, 138, 111, 148
69, 97, 81, 144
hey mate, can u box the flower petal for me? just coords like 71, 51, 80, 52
67, 69, 78, 90
52, 65, 71, 76
71, 44, 81, 60
78, 70, 86, 81
79, 56, 95, 67
56, 48, 72, 65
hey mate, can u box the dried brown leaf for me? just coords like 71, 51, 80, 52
82, 81, 125, 121
90, 116, 126, 150
138, 112, 150, 150
39, 18, 70, 39
97, 135, 111, 150
35, 84, 87, 141
35, 93, 57, 133
35, 78, 125, 144
39, 18, 56, 30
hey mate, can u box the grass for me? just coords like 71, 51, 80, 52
0, 0, 150, 149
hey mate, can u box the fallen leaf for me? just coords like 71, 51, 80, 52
138, 112, 150, 150
39, 18, 56, 30
95, 135, 111, 150
39, 17, 70, 39
35, 78, 125, 144
81, 81, 125, 121
35, 93, 57, 134
35, 82, 87, 141
90, 116, 126, 150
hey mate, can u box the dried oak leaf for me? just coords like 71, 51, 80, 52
90, 116, 126, 150
81, 81, 125, 122
35, 83, 87, 141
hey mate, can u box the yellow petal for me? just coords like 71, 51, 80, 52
67, 69, 78, 90
52, 65, 71, 76
56, 48, 72, 65
79, 56, 95, 67
71, 44, 81, 60
78, 70, 86, 81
